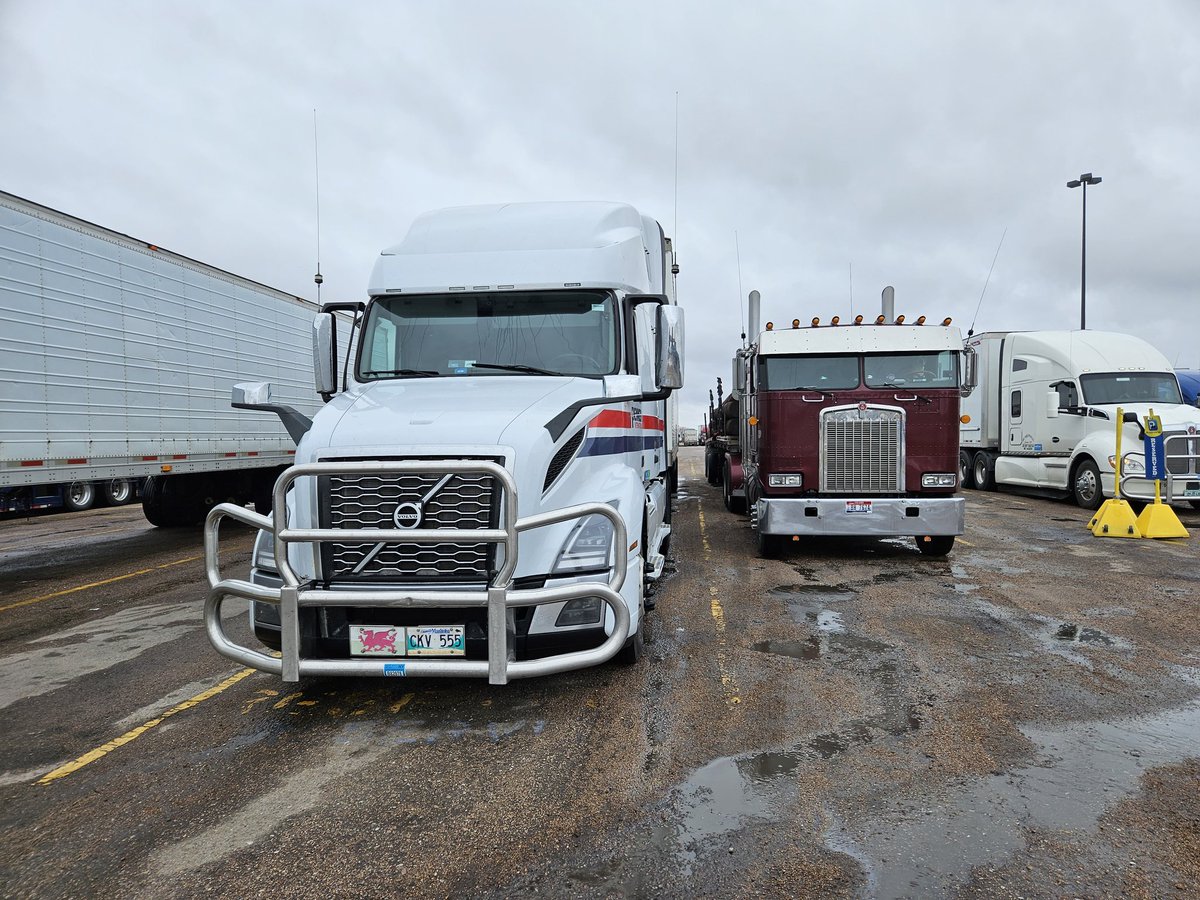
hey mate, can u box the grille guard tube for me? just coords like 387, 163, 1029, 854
203, 460, 630, 684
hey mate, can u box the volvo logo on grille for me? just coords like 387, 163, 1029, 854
393, 502, 423, 529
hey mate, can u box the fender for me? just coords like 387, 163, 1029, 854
728, 452, 745, 493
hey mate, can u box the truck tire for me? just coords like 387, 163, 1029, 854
63, 481, 96, 512
916, 535, 955, 556
972, 451, 996, 492
723, 462, 745, 514
959, 450, 976, 490
705, 446, 719, 485
1072, 459, 1105, 510
102, 478, 134, 506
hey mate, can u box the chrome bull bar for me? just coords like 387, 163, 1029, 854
204, 460, 629, 684
1119, 433, 1200, 503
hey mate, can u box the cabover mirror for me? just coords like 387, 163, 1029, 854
313, 313, 336, 398
960, 345, 978, 397
656, 305, 684, 391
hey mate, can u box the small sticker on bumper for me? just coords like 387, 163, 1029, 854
383, 663, 407, 677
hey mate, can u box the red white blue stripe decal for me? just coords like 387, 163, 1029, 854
580, 409, 665, 457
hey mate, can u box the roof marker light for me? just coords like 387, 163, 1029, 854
854, 315, 864, 325
895, 315, 906, 324
766, 321, 774, 331
810, 317, 820, 327
792, 318, 801, 328
831, 316, 840, 326
916, 315, 926, 325
942, 317, 953, 326
875, 315, 886, 324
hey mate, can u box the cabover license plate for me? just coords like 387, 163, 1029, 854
349, 625, 466, 657
845, 501, 873, 514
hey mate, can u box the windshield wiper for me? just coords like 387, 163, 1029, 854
470, 363, 566, 376
362, 368, 439, 378
789, 387, 835, 399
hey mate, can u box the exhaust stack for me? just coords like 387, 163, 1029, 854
748, 290, 761, 342
882, 285, 895, 321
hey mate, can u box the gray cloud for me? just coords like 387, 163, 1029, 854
3, 0, 1198, 431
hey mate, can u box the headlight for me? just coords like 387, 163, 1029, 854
1110, 455, 1145, 473
921, 473, 957, 487
253, 530, 276, 572
767, 473, 803, 487
551, 512, 615, 574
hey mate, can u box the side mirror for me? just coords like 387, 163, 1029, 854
656, 305, 684, 391
1046, 391, 1060, 418
231, 381, 313, 444
960, 346, 978, 397
313, 313, 337, 398
733, 354, 746, 393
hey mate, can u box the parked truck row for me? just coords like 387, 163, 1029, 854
0, 190, 329, 525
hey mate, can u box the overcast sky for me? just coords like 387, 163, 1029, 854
3, 1, 1198, 429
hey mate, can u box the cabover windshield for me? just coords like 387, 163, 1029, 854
358, 290, 619, 380
759, 351, 958, 391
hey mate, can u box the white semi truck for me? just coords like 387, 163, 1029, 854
960, 330, 1200, 509
0, 190, 325, 524
204, 201, 684, 683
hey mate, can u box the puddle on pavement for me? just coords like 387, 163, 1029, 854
973, 599, 1133, 668
828, 684, 1200, 899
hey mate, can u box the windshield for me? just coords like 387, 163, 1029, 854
864, 351, 958, 388
357, 290, 618, 379
760, 355, 859, 390
1079, 372, 1183, 405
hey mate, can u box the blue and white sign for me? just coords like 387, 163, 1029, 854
1144, 434, 1166, 481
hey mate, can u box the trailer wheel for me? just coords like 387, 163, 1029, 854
916, 535, 955, 556
63, 481, 96, 512
1072, 459, 1105, 510
959, 450, 976, 490
972, 451, 996, 491
723, 462, 745, 514
102, 478, 134, 506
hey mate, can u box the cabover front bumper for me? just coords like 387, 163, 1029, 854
757, 496, 965, 537
204, 459, 629, 685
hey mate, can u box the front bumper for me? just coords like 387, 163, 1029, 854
205, 459, 629, 685
757, 495, 965, 537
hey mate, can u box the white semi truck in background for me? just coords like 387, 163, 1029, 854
204, 201, 684, 683
0, 190, 325, 524
960, 330, 1200, 509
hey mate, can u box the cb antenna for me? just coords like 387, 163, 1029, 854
313, 109, 323, 304
969, 227, 1006, 337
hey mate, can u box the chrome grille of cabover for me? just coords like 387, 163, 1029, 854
320, 467, 498, 581
820, 407, 904, 492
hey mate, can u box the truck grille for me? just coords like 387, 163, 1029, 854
1166, 432, 1200, 476
320, 467, 499, 581
821, 407, 904, 492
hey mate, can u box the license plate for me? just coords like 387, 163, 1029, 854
350, 625, 404, 656
406, 625, 466, 657
846, 500, 873, 514
1184, 488, 1200, 497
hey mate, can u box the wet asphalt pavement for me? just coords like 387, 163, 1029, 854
1, 446, 1198, 899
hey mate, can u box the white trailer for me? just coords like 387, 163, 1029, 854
960, 330, 1200, 509
0, 190, 324, 524
204, 201, 684, 683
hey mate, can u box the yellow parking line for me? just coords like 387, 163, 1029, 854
957, 538, 974, 548
0, 556, 202, 614
697, 501, 741, 706
36, 668, 256, 785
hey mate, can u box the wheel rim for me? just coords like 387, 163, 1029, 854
109, 480, 131, 502
69, 483, 91, 505
959, 454, 969, 484
1076, 467, 1098, 503
973, 456, 987, 484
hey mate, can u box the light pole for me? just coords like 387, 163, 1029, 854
1066, 172, 1102, 330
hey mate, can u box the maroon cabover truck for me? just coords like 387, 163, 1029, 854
720, 288, 976, 557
